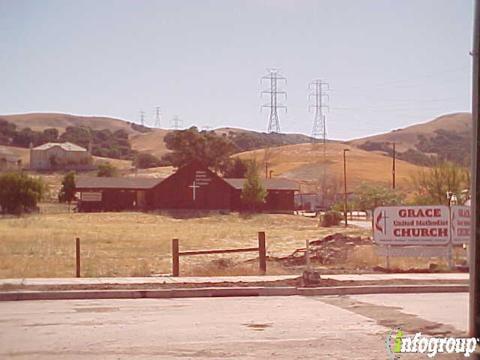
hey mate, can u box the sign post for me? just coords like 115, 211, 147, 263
471, 0, 480, 340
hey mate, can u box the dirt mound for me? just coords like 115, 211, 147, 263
276, 233, 373, 266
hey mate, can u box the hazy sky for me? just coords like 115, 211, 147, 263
0, 0, 474, 140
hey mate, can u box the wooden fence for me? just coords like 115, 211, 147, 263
172, 232, 267, 277
73, 233, 267, 278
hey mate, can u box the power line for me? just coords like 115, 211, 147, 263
139, 110, 145, 126
261, 69, 287, 133
330, 65, 470, 92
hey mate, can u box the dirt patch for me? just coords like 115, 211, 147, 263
243, 323, 272, 331
318, 296, 463, 337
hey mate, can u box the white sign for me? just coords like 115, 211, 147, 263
195, 170, 211, 186
80, 192, 102, 202
451, 205, 471, 245
373, 206, 450, 246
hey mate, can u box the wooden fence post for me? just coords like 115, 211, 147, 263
305, 239, 311, 272
258, 232, 266, 275
172, 238, 180, 277
75, 237, 81, 278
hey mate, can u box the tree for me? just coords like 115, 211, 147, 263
311, 174, 341, 210
351, 183, 404, 213
97, 162, 118, 177
41, 128, 59, 143
59, 126, 92, 149
0, 172, 44, 214
134, 153, 163, 169
58, 172, 76, 208
162, 127, 237, 171
240, 162, 267, 211
410, 161, 470, 205
12, 127, 40, 147
222, 158, 250, 178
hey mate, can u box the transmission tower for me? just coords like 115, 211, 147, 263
139, 110, 145, 126
154, 107, 161, 128
171, 115, 183, 130
309, 79, 329, 208
309, 79, 329, 146
261, 69, 287, 133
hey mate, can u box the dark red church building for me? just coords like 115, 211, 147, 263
75, 161, 299, 213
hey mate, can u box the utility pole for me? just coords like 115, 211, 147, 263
343, 149, 350, 227
470, 0, 480, 342
171, 116, 183, 130
140, 111, 145, 126
155, 107, 161, 128
261, 69, 287, 133
392, 142, 396, 190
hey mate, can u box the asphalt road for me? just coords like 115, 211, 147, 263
0, 293, 469, 359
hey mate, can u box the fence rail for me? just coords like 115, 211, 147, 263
172, 232, 267, 277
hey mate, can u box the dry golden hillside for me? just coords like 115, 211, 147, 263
349, 112, 471, 152
0, 113, 137, 133
235, 142, 426, 192
129, 129, 171, 158
1, 112, 174, 158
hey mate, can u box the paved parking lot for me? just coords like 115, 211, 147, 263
0, 293, 469, 359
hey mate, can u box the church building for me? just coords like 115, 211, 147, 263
75, 161, 298, 212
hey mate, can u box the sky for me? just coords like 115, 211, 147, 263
0, 0, 474, 140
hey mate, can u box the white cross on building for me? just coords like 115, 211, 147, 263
188, 180, 200, 201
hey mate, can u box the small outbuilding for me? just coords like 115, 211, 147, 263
30, 142, 92, 170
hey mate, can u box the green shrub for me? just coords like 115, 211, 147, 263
0, 172, 44, 214
241, 162, 267, 211
134, 153, 163, 169
320, 211, 342, 227
97, 162, 118, 177
58, 172, 76, 204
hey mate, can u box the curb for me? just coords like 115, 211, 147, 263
0, 284, 468, 301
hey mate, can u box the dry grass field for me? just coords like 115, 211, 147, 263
0, 209, 373, 279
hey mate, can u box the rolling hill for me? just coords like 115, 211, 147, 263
349, 112, 472, 166
235, 142, 425, 192
1, 111, 469, 192
1, 113, 317, 159
0, 113, 138, 134
349, 112, 471, 151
